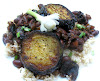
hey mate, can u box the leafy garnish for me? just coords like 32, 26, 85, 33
17, 32, 20, 38
91, 50, 95, 56
21, 26, 31, 31
21, 26, 25, 30
76, 24, 85, 29
79, 32, 86, 38
14, 55, 19, 60
68, 52, 73, 57
74, 60, 77, 63
24, 27, 31, 31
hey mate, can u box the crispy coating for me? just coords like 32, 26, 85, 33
20, 31, 63, 75
45, 4, 75, 20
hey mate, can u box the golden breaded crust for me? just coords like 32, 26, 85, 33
45, 4, 74, 20
21, 31, 63, 75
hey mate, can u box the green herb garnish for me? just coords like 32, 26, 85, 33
74, 60, 77, 63
79, 32, 86, 38
21, 26, 31, 31
21, 26, 25, 30
24, 27, 31, 31
14, 55, 19, 60
17, 32, 20, 38
68, 52, 73, 57
76, 24, 85, 29
91, 50, 95, 56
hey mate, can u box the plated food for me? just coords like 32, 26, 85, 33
2, 3, 99, 81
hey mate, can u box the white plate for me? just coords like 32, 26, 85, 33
0, 0, 100, 81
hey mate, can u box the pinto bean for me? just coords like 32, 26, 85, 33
38, 4, 44, 9
3, 33, 13, 45
60, 39, 64, 46
57, 28, 67, 34
35, 22, 41, 27
56, 32, 61, 38
72, 40, 78, 47
62, 34, 68, 40
86, 14, 91, 20
62, 56, 71, 63
8, 32, 13, 40
13, 60, 23, 68
29, 22, 36, 30
92, 30, 99, 36
90, 25, 95, 29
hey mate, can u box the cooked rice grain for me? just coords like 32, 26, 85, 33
6, 40, 21, 56
63, 37, 95, 66
20, 67, 58, 81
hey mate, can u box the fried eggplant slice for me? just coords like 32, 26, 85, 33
20, 31, 63, 75
45, 4, 76, 30
45, 4, 74, 20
